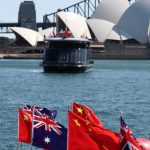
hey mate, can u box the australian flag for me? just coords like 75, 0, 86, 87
32, 107, 67, 150
23, 104, 57, 120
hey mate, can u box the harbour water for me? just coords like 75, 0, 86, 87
0, 59, 150, 149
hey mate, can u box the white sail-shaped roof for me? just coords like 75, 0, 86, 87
107, 29, 132, 41
39, 28, 53, 38
87, 19, 114, 43
107, 30, 123, 41
57, 12, 91, 39
118, 0, 150, 44
87, 19, 132, 43
11, 27, 43, 47
107, 25, 132, 41
91, 0, 129, 24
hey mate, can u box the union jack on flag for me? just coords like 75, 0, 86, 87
122, 141, 140, 150
120, 114, 142, 150
32, 106, 67, 150
33, 107, 62, 135
23, 104, 57, 120
23, 104, 32, 115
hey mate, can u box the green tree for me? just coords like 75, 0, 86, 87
0, 37, 12, 45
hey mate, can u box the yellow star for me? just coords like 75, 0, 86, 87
76, 107, 83, 114
87, 128, 92, 135
85, 121, 90, 126
73, 119, 80, 127
86, 113, 91, 118
88, 128, 92, 132
23, 114, 28, 122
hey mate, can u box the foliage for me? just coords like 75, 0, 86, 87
0, 36, 14, 45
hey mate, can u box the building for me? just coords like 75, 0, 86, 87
11, 0, 150, 59
54, 0, 150, 59
18, 1, 37, 31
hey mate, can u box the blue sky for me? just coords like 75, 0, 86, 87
0, 0, 81, 22
0, 0, 135, 23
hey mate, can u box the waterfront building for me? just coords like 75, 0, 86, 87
18, 1, 37, 31
87, 0, 150, 45
54, 0, 150, 59
11, 0, 150, 51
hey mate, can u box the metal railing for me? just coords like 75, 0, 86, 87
43, 0, 100, 24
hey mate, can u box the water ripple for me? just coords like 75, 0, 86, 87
0, 59, 150, 149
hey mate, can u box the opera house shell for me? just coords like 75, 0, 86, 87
117, 0, 150, 44
87, 0, 132, 43
39, 27, 53, 38
87, 0, 150, 44
11, 27, 44, 47
56, 12, 91, 39
11, 0, 150, 47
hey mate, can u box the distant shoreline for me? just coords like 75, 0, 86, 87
0, 54, 43, 59
1, 53, 150, 60
1, 43, 150, 60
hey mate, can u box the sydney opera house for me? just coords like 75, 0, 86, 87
11, 0, 150, 59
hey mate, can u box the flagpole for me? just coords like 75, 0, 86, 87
16, 142, 19, 150
120, 110, 123, 118
67, 108, 70, 150
20, 142, 22, 150
17, 104, 20, 150
31, 106, 34, 150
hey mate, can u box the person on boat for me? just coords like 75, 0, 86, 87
64, 27, 70, 38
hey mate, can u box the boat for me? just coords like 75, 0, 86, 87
42, 37, 93, 73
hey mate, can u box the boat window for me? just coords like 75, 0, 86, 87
45, 41, 89, 64
74, 48, 87, 64
44, 48, 59, 62
58, 48, 87, 64
59, 51, 68, 62
49, 41, 89, 49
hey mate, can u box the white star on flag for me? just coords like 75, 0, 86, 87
44, 137, 50, 144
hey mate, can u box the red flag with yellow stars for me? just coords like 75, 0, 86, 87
67, 110, 102, 150
68, 109, 120, 150
18, 108, 32, 144
72, 102, 103, 127
90, 126, 120, 150
68, 110, 107, 150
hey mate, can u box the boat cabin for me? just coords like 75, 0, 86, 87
43, 37, 92, 73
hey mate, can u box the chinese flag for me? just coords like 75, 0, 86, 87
68, 110, 101, 150
72, 102, 103, 127
90, 126, 120, 150
18, 108, 32, 144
